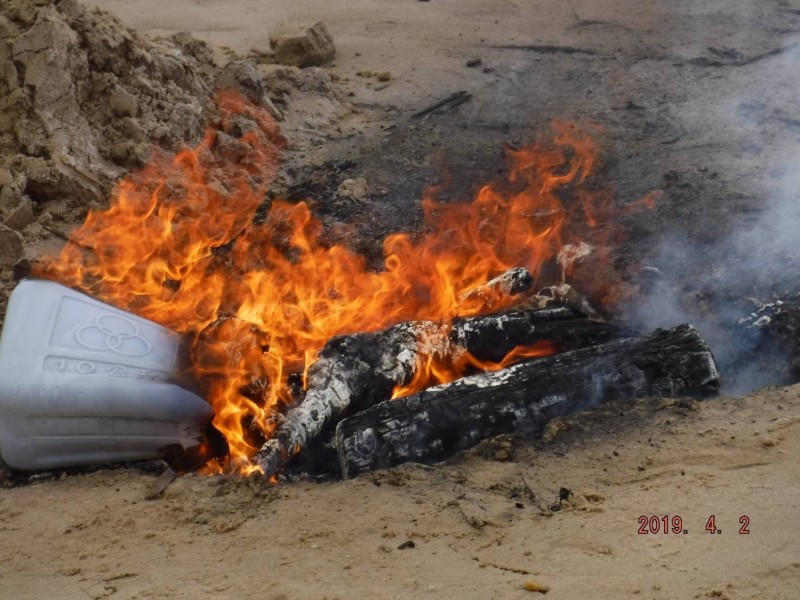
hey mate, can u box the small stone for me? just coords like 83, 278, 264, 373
215, 132, 252, 163
108, 86, 139, 118
215, 60, 281, 118
270, 21, 336, 68
118, 117, 146, 142
376, 71, 392, 82
466, 58, 482, 68
12, 257, 33, 281
523, 579, 550, 593
493, 448, 510, 461
248, 45, 276, 64
0, 15, 20, 39
3, 196, 34, 231
0, 223, 24, 268
109, 141, 133, 163
337, 178, 369, 202
583, 491, 605, 503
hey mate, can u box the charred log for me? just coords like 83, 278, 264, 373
733, 296, 800, 387
254, 320, 427, 477
335, 324, 719, 479
253, 307, 631, 477
451, 308, 629, 362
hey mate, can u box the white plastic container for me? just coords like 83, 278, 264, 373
0, 279, 214, 471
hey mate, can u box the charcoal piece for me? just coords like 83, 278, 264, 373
335, 324, 719, 478
733, 297, 800, 388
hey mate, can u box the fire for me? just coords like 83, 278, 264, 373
35, 92, 653, 473
391, 340, 556, 400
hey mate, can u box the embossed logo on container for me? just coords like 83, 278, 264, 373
75, 314, 153, 357
49, 297, 178, 369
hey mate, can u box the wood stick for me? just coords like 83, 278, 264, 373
411, 90, 472, 119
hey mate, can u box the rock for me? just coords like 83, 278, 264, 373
170, 31, 216, 70
0, 223, 24, 268
215, 59, 281, 118
269, 21, 335, 68
169, 101, 204, 140
337, 178, 369, 202
248, 45, 275, 64
3, 197, 34, 231
108, 85, 138, 117
12, 257, 33, 281
118, 117, 146, 142
0, 169, 34, 230
0, 16, 20, 40
214, 132, 253, 163
0, 170, 25, 210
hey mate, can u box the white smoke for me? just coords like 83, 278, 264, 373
625, 39, 800, 394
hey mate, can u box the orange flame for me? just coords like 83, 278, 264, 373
391, 340, 557, 400
35, 92, 654, 473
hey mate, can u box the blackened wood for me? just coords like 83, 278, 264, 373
733, 297, 800, 387
254, 320, 428, 477
451, 309, 630, 363
335, 324, 719, 478
254, 307, 629, 477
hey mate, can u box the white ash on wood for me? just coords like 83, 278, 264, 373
254, 307, 631, 477
335, 324, 719, 478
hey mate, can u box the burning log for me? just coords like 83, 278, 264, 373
450, 307, 626, 363
335, 324, 719, 478
254, 321, 429, 477
254, 307, 631, 477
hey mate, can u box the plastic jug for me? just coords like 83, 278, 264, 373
0, 279, 214, 471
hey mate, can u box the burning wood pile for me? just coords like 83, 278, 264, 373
0, 92, 720, 481
259, 299, 718, 480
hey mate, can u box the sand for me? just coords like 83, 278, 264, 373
2, 388, 798, 599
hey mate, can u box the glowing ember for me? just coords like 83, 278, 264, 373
35, 92, 654, 474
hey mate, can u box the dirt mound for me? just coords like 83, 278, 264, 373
0, 0, 346, 319
0, 1, 218, 232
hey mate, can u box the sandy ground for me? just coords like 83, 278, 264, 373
3, 388, 799, 600
3, 1, 800, 598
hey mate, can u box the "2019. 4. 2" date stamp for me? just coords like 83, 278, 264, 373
637, 514, 750, 535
